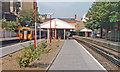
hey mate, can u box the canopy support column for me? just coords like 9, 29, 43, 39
47, 28, 50, 43
55, 29, 56, 39
64, 29, 66, 40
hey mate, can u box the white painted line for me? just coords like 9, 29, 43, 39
74, 40, 107, 71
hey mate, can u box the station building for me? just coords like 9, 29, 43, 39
75, 21, 92, 37
39, 18, 76, 39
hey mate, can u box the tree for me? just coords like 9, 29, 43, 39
19, 9, 40, 27
0, 19, 18, 32
5, 21, 18, 32
85, 1, 120, 30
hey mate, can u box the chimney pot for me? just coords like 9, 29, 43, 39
75, 14, 77, 20
45, 14, 47, 19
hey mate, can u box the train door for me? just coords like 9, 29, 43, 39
23, 29, 27, 40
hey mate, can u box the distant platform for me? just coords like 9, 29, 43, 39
74, 36, 120, 47
0, 37, 19, 42
73, 36, 120, 52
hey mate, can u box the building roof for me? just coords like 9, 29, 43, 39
40, 18, 80, 23
80, 28, 92, 32
40, 18, 75, 29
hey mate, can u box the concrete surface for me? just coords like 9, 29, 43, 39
49, 40, 106, 70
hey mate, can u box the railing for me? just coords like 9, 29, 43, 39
0, 31, 17, 38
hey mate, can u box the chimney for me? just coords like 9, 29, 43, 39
75, 14, 77, 20
45, 14, 47, 19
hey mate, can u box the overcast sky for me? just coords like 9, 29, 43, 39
37, 2, 93, 20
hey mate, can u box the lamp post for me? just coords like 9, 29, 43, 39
18, 23, 20, 37
48, 13, 54, 43
3, 20, 6, 38
34, 0, 37, 50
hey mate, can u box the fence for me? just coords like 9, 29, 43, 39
0, 31, 17, 38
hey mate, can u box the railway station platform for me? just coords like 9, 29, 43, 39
0, 39, 44, 57
73, 36, 120, 52
82, 36, 119, 46
49, 40, 106, 70
0, 37, 19, 41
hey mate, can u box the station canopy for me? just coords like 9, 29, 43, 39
40, 18, 75, 29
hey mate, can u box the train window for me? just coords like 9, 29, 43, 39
28, 30, 31, 34
20, 30, 23, 34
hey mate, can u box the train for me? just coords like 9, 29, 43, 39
19, 27, 47, 41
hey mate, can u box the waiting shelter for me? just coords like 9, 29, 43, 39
79, 27, 92, 37
39, 18, 75, 39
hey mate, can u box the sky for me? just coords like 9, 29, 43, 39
37, 2, 93, 20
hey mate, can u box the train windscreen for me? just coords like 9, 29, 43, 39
27, 30, 31, 34
20, 30, 23, 34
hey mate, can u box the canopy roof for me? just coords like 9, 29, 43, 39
80, 28, 92, 32
40, 18, 75, 29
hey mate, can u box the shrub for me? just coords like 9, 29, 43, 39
41, 42, 47, 49
17, 42, 48, 68
17, 45, 41, 68
58, 37, 61, 41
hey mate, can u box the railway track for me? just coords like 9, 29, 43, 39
74, 37, 120, 68
0, 39, 20, 47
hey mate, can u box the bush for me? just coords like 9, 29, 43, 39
17, 45, 41, 68
58, 37, 61, 41
41, 42, 47, 49
17, 42, 47, 68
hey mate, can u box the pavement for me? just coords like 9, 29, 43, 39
49, 40, 106, 70
0, 39, 44, 57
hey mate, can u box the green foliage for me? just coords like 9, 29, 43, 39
17, 42, 47, 68
41, 42, 47, 49
19, 9, 40, 27
5, 21, 18, 32
65, 31, 71, 35
17, 44, 40, 68
0, 19, 18, 32
85, 1, 120, 30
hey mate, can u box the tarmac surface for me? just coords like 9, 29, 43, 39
49, 40, 106, 70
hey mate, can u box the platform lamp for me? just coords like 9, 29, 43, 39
18, 23, 20, 37
3, 19, 6, 38
34, 0, 37, 50
48, 13, 54, 43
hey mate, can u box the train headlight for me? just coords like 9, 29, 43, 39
28, 35, 31, 39
19, 34, 22, 39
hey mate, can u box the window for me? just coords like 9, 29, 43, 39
20, 30, 23, 34
27, 30, 31, 34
